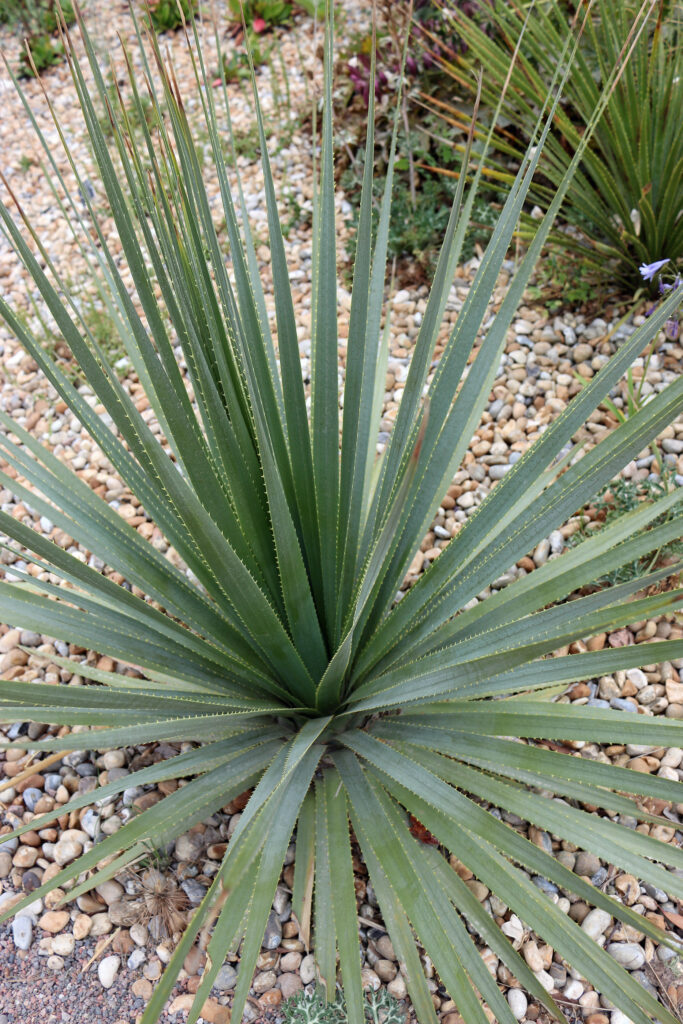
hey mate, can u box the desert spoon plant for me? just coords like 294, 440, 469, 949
0, 3, 682, 1023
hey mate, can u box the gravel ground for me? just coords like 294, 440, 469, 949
1, 2, 683, 1023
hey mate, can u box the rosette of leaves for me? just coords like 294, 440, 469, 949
145, 0, 197, 34
227, 0, 293, 29
0, 0, 76, 76
428, 0, 683, 285
0, 5, 682, 1024
283, 988, 405, 1024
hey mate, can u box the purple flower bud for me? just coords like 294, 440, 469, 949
406, 56, 418, 75
666, 317, 680, 341
639, 258, 670, 281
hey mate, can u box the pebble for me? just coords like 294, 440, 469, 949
262, 909, 282, 949
53, 837, 83, 866
581, 909, 612, 940
174, 832, 204, 862
299, 954, 316, 984
38, 910, 70, 934
11, 915, 33, 950
606, 943, 646, 970
574, 852, 602, 877
214, 963, 238, 990
507, 988, 528, 1020
98, 954, 121, 989
279, 972, 303, 999
127, 948, 147, 970
51, 932, 75, 956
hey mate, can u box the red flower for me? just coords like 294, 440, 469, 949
252, 16, 267, 33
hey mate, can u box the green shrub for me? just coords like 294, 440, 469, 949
0, 0, 76, 76
337, 1, 504, 275
0, 7, 682, 1024
283, 988, 405, 1024
432, 0, 683, 286
145, 0, 197, 34
569, 472, 683, 586
228, 0, 293, 29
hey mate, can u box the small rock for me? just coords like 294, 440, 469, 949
174, 832, 204, 862
13, 846, 39, 868
130, 922, 148, 946
522, 940, 545, 973
361, 967, 380, 991
21, 787, 43, 812
376, 935, 397, 960
38, 910, 70, 934
563, 979, 584, 1000
98, 954, 121, 989
278, 973, 303, 1000
214, 963, 238, 991
53, 838, 83, 867
375, 958, 397, 982
580, 908, 612, 940
95, 880, 124, 905
280, 952, 301, 972
611, 1013, 635, 1024
181, 878, 207, 905
200, 999, 230, 1024
606, 943, 646, 970
73, 914, 92, 940
132, 978, 154, 1000
47, 955, 65, 971
300, 953, 316, 984
183, 943, 205, 976
614, 874, 640, 905
574, 852, 601, 877
128, 948, 146, 970
101, 750, 126, 770
12, 916, 33, 950
508, 988, 527, 1020
261, 909, 282, 950
253, 970, 277, 993
52, 932, 75, 957
387, 975, 407, 1000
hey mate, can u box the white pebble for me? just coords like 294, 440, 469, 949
507, 988, 527, 1020
98, 954, 121, 989
581, 908, 612, 939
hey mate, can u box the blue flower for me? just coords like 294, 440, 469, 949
639, 258, 670, 281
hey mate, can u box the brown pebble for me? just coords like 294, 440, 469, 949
260, 989, 283, 1008
278, 972, 303, 999
132, 979, 154, 1000
112, 930, 135, 954
13, 846, 39, 868
38, 910, 70, 933
614, 874, 640, 905
183, 944, 206, 975
16, 775, 45, 793
133, 790, 162, 811
73, 914, 92, 940
199, 999, 230, 1024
